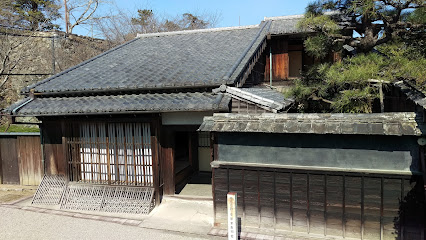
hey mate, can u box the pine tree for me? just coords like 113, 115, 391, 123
12, 0, 61, 30
289, 2, 426, 113
298, 0, 425, 56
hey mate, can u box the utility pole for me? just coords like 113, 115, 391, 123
51, 32, 57, 75
64, 0, 69, 33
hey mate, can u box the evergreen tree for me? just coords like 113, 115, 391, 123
298, 0, 425, 56
289, 2, 425, 113
12, 0, 61, 30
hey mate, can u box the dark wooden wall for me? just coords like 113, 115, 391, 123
42, 120, 66, 176
0, 134, 42, 185
160, 125, 201, 195
0, 136, 19, 184
213, 165, 425, 240
18, 136, 42, 185
161, 128, 175, 195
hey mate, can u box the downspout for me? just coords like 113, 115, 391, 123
269, 45, 273, 87
11, 98, 33, 116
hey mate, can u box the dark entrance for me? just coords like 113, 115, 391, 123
174, 131, 194, 193
161, 127, 212, 197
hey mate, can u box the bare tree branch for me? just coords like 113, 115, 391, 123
66, 0, 106, 34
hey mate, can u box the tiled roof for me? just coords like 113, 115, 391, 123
265, 15, 311, 35
24, 23, 270, 94
394, 80, 426, 110
199, 113, 426, 136
11, 92, 230, 116
215, 85, 293, 112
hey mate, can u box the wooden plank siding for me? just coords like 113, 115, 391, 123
0, 135, 42, 185
213, 165, 425, 240
42, 120, 67, 176
265, 39, 289, 81
0, 137, 20, 184
17, 136, 42, 185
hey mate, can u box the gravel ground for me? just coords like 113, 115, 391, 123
0, 206, 217, 240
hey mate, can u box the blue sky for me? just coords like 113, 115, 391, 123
67, 0, 313, 36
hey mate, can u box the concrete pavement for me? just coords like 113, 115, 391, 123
0, 205, 217, 240
0, 191, 220, 240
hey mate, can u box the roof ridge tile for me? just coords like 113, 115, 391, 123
136, 24, 260, 38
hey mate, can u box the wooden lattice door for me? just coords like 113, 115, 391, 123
67, 122, 153, 186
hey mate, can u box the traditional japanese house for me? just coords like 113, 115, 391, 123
3, 12, 425, 239
4, 15, 323, 201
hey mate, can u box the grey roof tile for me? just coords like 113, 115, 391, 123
13, 92, 230, 116
394, 80, 426, 110
199, 113, 426, 136
265, 15, 311, 35
24, 25, 267, 94
238, 86, 294, 106
220, 85, 293, 112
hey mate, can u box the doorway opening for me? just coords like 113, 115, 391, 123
174, 131, 212, 198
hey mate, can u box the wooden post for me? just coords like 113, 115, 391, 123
227, 192, 238, 240
290, 172, 293, 231
0, 138, 2, 184
324, 174, 327, 236
151, 120, 161, 206
107, 136, 111, 185
361, 175, 365, 240
379, 82, 384, 113
162, 128, 175, 195
61, 121, 68, 180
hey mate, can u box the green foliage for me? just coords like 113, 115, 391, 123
297, 12, 339, 34
289, 47, 426, 113
400, 7, 426, 56
300, 0, 425, 53
331, 87, 377, 113
11, 0, 60, 30
292, 0, 425, 113
0, 124, 39, 132
406, 7, 426, 24
303, 34, 330, 58
131, 9, 153, 27
377, 43, 426, 91
179, 13, 208, 30
130, 9, 213, 34
289, 54, 381, 113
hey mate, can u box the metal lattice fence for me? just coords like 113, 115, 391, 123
32, 175, 67, 205
32, 175, 154, 214
60, 184, 154, 214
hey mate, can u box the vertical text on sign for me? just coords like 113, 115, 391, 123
227, 192, 238, 240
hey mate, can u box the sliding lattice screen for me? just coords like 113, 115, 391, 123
67, 122, 153, 186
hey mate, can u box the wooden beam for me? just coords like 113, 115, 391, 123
151, 120, 161, 206
162, 128, 175, 195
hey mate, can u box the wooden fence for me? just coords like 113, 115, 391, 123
0, 133, 42, 185
213, 165, 425, 240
